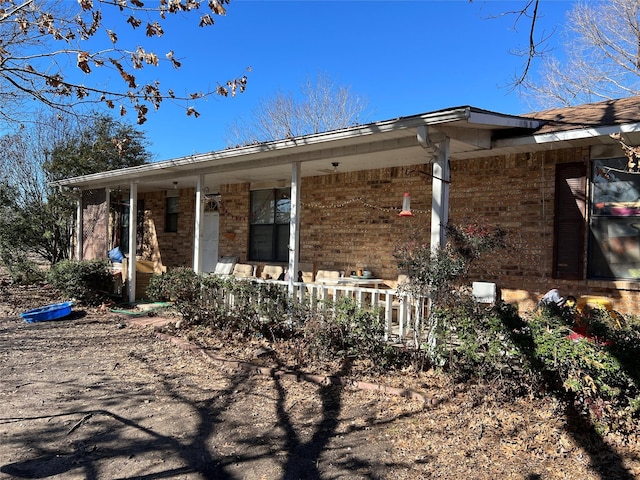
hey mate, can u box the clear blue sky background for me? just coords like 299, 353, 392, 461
95, 0, 574, 161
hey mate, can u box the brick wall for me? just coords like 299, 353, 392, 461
139, 189, 195, 267
298, 166, 430, 280
451, 147, 640, 313
212, 165, 431, 280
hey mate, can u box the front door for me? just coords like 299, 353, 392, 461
202, 209, 219, 273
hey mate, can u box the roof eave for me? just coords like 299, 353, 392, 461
492, 121, 640, 149
50, 106, 543, 189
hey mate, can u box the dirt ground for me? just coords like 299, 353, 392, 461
1, 282, 640, 479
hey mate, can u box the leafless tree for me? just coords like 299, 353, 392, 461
523, 0, 640, 108
0, 113, 74, 206
0, 0, 247, 125
225, 72, 369, 146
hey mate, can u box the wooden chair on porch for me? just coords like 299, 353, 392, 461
212, 255, 238, 276
298, 263, 314, 283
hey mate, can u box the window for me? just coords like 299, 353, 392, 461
249, 188, 290, 262
588, 157, 640, 280
166, 196, 179, 233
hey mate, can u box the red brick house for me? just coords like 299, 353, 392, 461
52, 96, 640, 315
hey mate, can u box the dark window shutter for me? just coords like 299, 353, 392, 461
553, 162, 586, 279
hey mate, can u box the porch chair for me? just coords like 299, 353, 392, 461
261, 264, 284, 280
298, 263, 314, 283
212, 255, 238, 276
232, 263, 256, 278
315, 269, 341, 283
313, 269, 341, 300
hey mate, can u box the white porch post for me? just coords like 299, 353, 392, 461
127, 182, 138, 303
75, 192, 83, 261
288, 161, 301, 293
193, 174, 204, 274
430, 137, 450, 252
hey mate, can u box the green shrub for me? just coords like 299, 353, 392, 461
46, 259, 114, 305
425, 299, 531, 381
501, 304, 640, 434
393, 222, 506, 363
147, 267, 201, 303
147, 269, 406, 370
0, 250, 44, 284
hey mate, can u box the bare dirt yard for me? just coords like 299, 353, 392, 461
1, 281, 640, 479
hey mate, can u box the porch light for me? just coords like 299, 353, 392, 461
398, 192, 413, 217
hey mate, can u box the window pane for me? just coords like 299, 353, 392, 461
592, 158, 640, 215
249, 187, 291, 261
275, 224, 290, 262
166, 197, 179, 233
251, 190, 274, 224
275, 188, 291, 224
589, 218, 640, 279
250, 225, 274, 261
167, 197, 179, 214
589, 158, 640, 280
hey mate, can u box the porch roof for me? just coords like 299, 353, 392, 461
50, 98, 640, 193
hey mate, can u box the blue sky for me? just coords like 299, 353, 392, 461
94, 0, 574, 161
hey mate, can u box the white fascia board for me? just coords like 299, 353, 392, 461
493, 122, 640, 148
467, 110, 542, 129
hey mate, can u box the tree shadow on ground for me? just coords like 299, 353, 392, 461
1, 331, 424, 479
1, 374, 248, 480
272, 356, 370, 479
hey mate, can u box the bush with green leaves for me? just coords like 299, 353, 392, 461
427, 300, 529, 380
46, 259, 114, 305
426, 298, 640, 433
147, 268, 297, 340
147, 269, 406, 370
300, 296, 399, 369
496, 304, 640, 434
394, 222, 506, 361
0, 250, 45, 284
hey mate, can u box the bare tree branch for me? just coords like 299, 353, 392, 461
524, 0, 640, 109
225, 72, 369, 147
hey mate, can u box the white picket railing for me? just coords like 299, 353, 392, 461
222, 278, 427, 346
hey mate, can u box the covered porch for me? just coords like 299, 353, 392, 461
53, 107, 542, 311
